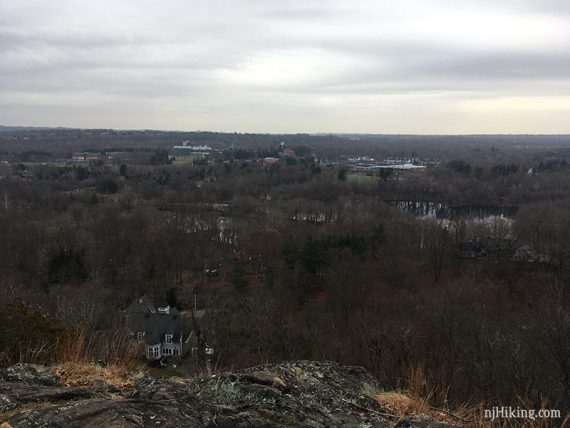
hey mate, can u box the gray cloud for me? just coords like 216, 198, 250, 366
1, 0, 570, 133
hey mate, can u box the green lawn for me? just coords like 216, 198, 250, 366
346, 174, 378, 184
172, 157, 195, 166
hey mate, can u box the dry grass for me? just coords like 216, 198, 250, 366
51, 362, 139, 389
374, 365, 569, 427
373, 364, 476, 425
0, 363, 139, 423
7, 324, 141, 372
48, 329, 144, 390
375, 391, 428, 415
374, 391, 472, 425
55, 329, 141, 370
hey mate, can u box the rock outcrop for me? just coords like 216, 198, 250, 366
0, 361, 457, 427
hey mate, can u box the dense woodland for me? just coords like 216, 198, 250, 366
1, 128, 569, 416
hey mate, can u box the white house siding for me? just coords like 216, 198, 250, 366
161, 341, 182, 357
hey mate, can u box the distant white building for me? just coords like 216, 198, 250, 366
173, 141, 213, 158
72, 152, 100, 163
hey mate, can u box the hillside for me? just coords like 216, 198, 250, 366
0, 361, 458, 427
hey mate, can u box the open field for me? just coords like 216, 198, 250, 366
346, 173, 378, 184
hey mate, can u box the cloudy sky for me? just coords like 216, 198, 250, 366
1, 0, 570, 133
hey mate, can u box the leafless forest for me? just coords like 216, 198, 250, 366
1, 128, 569, 414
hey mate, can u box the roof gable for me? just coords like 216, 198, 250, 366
129, 311, 182, 344
127, 294, 156, 314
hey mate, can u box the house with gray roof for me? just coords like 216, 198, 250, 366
459, 239, 487, 259
127, 295, 184, 361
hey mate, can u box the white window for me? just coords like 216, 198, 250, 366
148, 346, 160, 358
165, 334, 173, 344
137, 332, 145, 339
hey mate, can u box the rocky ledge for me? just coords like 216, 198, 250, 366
0, 361, 458, 427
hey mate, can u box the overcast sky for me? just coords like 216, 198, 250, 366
1, 0, 570, 133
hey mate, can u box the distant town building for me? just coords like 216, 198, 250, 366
72, 152, 100, 163
173, 141, 213, 159
513, 245, 534, 261
338, 155, 436, 174
512, 245, 556, 263
283, 148, 297, 158
263, 157, 279, 166
106, 151, 132, 164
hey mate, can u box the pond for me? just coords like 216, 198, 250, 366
389, 200, 519, 219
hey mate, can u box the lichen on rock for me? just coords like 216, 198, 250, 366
0, 361, 458, 427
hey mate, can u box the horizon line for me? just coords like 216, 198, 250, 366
2, 124, 570, 138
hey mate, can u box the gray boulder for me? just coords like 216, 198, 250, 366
1, 361, 458, 427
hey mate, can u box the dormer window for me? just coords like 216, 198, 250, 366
165, 334, 173, 344
158, 305, 170, 314
137, 332, 145, 339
